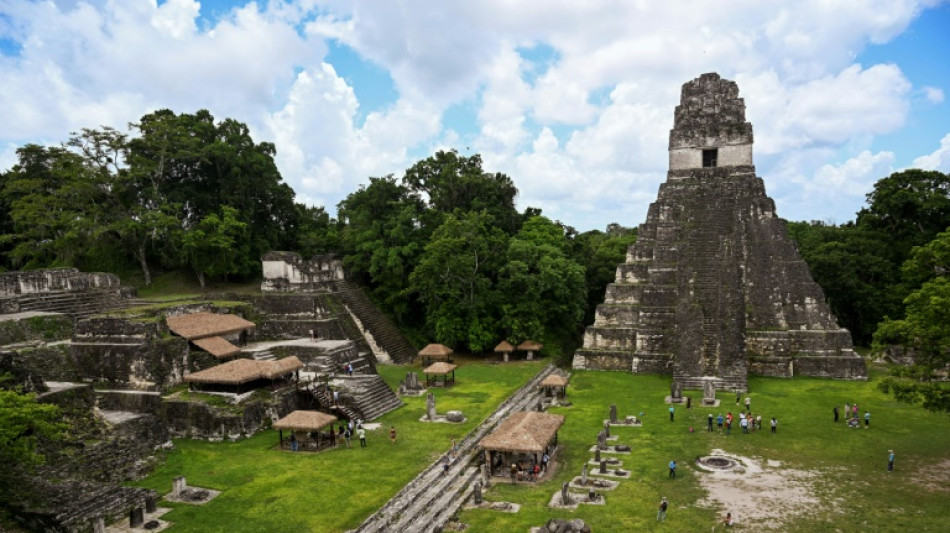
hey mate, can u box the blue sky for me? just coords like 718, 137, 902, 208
1, 0, 948, 231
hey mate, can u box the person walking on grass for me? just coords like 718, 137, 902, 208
745, 396, 751, 412
771, 417, 777, 433
707, 413, 714, 432
290, 432, 298, 452
834, 405, 839, 423
358, 427, 366, 447
657, 497, 668, 521
389, 426, 396, 444
865, 410, 871, 427
669, 405, 675, 422
888, 450, 895, 472
668, 460, 677, 478
717, 413, 724, 432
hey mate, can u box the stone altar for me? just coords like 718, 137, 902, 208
573, 72, 867, 389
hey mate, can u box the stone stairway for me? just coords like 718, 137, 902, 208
333, 280, 416, 364
17, 289, 132, 319
351, 365, 560, 533
338, 375, 403, 421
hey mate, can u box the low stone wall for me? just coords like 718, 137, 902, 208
0, 313, 74, 345
0, 344, 75, 390
70, 336, 189, 390
259, 317, 345, 340
575, 350, 673, 373
97, 389, 163, 413
159, 387, 297, 440
0, 268, 120, 297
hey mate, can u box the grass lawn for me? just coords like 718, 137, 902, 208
133, 360, 544, 533
134, 361, 949, 532
460, 366, 950, 532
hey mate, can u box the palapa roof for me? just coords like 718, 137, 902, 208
423, 362, 458, 375
540, 374, 569, 388
273, 410, 337, 431
418, 343, 453, 358
166, 312, 256, 340
494, 341, 515, 353
192, 336, 241, 358
479, 411, 565, 454
518, 340, 543, 351
184, 356, 303, 385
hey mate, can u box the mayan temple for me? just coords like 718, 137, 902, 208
573, 73, 867, 391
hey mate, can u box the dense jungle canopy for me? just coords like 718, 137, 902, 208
0, 110, 947, 384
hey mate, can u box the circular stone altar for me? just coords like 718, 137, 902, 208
695, 455, 743, 472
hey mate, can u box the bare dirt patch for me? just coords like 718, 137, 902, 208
914, 457, 950, 493
695, 449, 823, 530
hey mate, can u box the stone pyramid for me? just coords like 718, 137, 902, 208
573, 73, 867, 391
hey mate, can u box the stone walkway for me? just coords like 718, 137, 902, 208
350, 364, 561, 533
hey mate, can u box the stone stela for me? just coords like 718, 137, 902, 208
573, 72, 868, 391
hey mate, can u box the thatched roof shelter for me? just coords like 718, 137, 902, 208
479, 411, 565, 454
423, 362, 457, 375
419, 343, 453, 358
166, 312, 256, 340
540, 374, 569, 388
517, 340, 543, 351
273, 410, 337, 432
185, 356, 303, 385
494, 341, 515, 353
192, 336, 241, 359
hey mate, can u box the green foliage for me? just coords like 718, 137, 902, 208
570, 224, 638, 326
873, 277, 950, 375
878, 376, 950, 412
181, 206, 249, 287
410, 211, 508, 352
0, 380, 66, 501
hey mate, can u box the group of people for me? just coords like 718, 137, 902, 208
833, 402, 870, 428
332, 419, 367, 448
705, 411, 776, 435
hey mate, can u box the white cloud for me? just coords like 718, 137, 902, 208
0, 0, 945, 230
911, 133, 950, 171
922, 86, 945, 104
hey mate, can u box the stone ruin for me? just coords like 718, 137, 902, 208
574, 72, 868, 391
260, 251, 344, 292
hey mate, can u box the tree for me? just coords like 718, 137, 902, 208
498, 216, 587, 357
0, 380, 65, 502
409, 211, 508, 352
403, 150, 521, 234
338, 176, 426, 319
0, 145, 111, 268
856, 169, 950, 264
180, 206, 249, 287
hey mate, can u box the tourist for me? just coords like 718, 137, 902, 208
740, 414, 748, 434
358, 427, 366, 447
309, 329, 315, 341
290, 432, 298, 452
745, 396, 751, 412
542, 452, 550, 472
852, 403, 858, 419
510, 463, 518, 484
864, 410, 870, 427
669, 405, 675, 422
834, 405, 839, 423
668, 459, 677, 478
888, 450, 895, 472
717, 413, 724, 432
736, 390, 741, 405
686, 396, 692, 409
657, 497, 668, 521
390, 426, 396, 444
707, 413, 714, 432
844, 403, 850, 419
344, 425, 352, 448
723, 512, 733, 527
771, 417, 777, 433
443, 457, 450, 476
756, 414, 762, 430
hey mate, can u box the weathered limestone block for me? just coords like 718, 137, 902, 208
261, 251, 343, 293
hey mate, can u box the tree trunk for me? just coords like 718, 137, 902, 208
137, 244, 152, 287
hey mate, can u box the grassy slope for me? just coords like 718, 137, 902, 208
133, 361, 544, 533
461, 366, 949, 532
